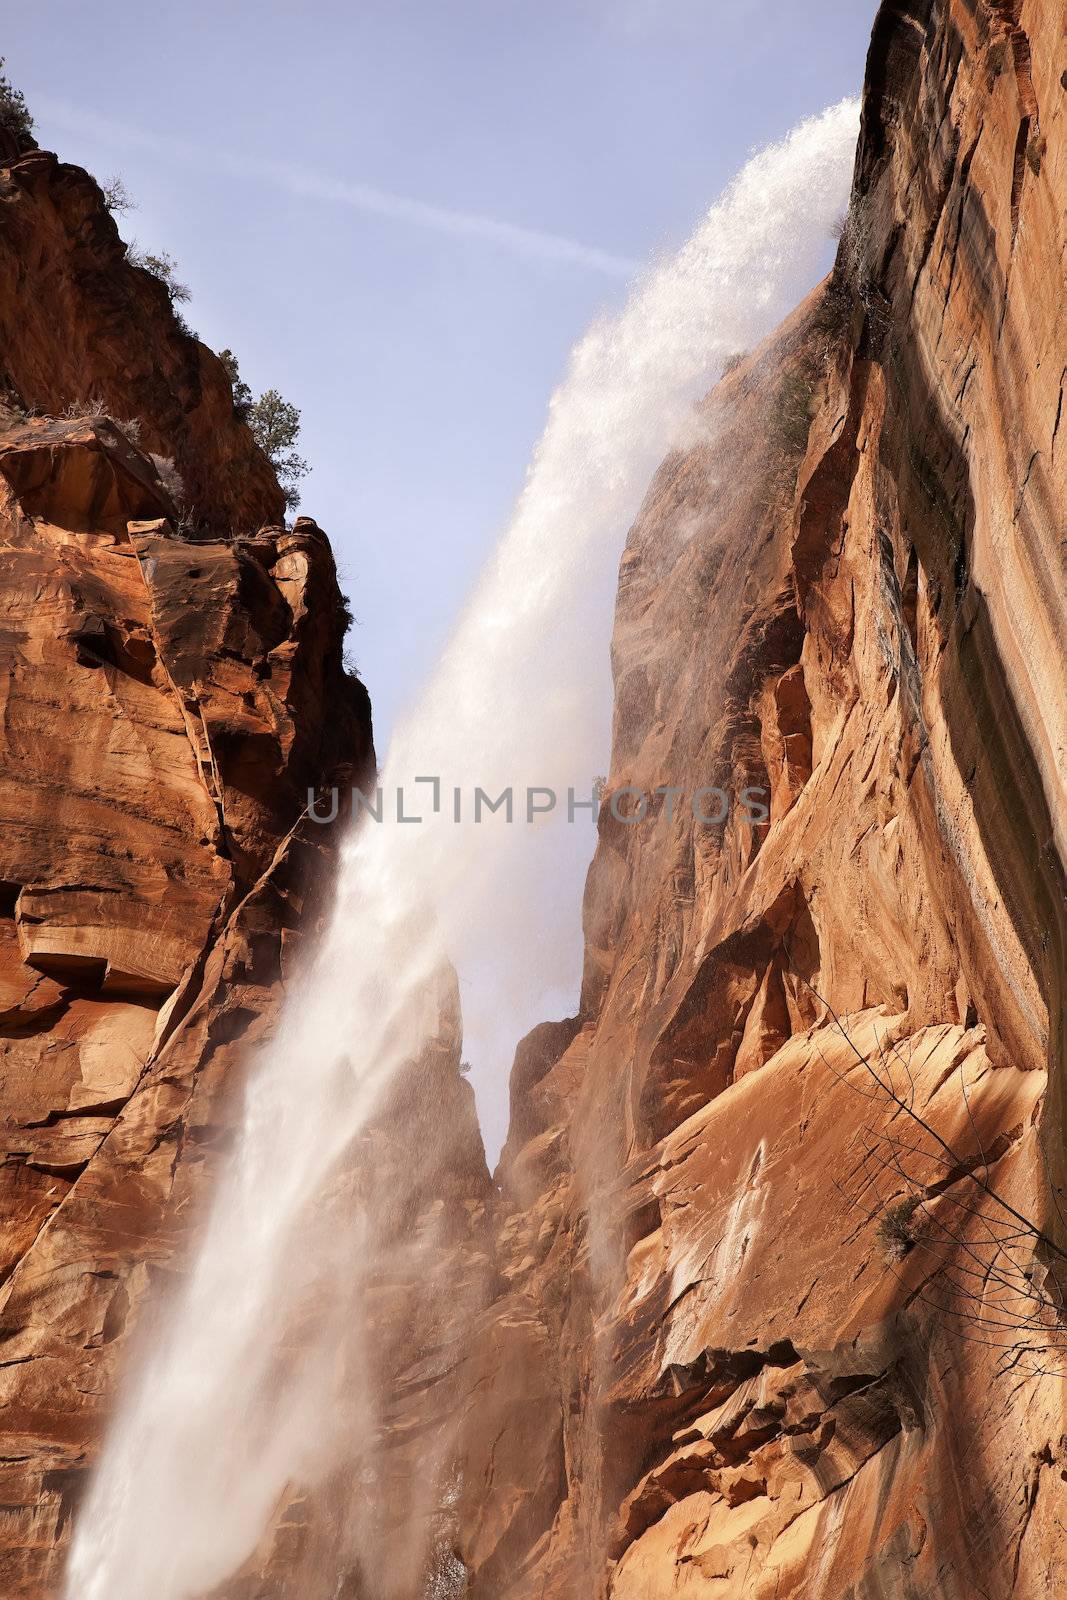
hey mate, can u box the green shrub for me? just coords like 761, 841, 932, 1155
248, 388, 309, 511
127, 245, 191, 304
0, 59, 32, 137
218, 349, 253, 421
217, 350, 309, 510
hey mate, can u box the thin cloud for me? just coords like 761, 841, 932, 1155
590, 0, 741, 36
34, 99, 639, 279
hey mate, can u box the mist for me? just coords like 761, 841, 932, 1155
65, 95, 860, 1600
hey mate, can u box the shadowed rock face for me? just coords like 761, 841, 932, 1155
0, 140, 283, 533
428, 2, 1066, 1595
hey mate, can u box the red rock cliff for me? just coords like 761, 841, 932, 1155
0, 133, 380, 1595
433, 1, 1066, 1595
0, 128, 283, 533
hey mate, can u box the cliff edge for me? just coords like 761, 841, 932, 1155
0, 131, 378, 1595
440, 1, 1067, 1595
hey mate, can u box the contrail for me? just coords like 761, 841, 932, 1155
33, 98, 640, 278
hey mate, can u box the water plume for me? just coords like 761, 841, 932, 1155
65, 96, 860, 1600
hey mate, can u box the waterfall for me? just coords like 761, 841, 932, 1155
65, 97, 860, 1600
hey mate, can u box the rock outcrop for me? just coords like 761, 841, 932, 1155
0, 138, 282, 533
436, 1, 1067, 1595
0, 138, 378, 1595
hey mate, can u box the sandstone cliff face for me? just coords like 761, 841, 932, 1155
0, 138, 378, 1594
0, 136, 283, 533
441, 2, 1067, 1595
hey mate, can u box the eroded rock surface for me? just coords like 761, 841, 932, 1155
0, 141, 282, 532
0, 140, 377, 1596
437, 2, 1067, 1595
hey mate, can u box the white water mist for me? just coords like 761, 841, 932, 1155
66, 98, 859, 1600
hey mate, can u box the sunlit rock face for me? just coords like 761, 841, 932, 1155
0, 144, 376, 1597
0, 0, 1064, 1595
440, 1, 1067, 1595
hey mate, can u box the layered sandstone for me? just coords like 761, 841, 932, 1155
0, 136, 379, 1595
435, 1, 1067, 1595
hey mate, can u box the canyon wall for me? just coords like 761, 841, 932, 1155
0, 0, 1064, 1595
440, 1, 1067, 1595
0, 135, 384, 1596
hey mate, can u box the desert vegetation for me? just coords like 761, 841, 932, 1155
220, 349, 309, 510
0, 57, 33, 137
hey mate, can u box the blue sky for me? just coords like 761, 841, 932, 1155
6, 0, 874, 744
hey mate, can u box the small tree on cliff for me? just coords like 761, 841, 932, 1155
218, 350, 253, 421
100, 174, 135, 214
0, 59, 33, 138
250, 390, 309, 511
126, 245, 191, 304
219, 351, 309, 511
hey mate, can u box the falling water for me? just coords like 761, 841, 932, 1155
66, 98, 860, 1600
